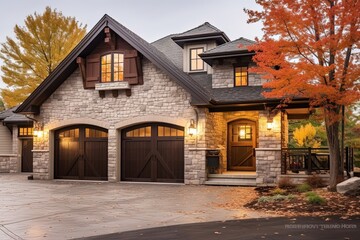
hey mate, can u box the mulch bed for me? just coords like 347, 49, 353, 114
244, 186, 360, 217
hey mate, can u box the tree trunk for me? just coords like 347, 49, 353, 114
324, 108, 343, 191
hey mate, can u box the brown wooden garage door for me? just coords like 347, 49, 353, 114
55, 125, 108, 180
122, 123, 184, 183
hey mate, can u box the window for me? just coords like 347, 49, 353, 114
234, 66, 248, 86
126, 126, 151, 137
190, 48, 204, 71
232, 125, 252, 142
85, 128, 108, 138
19, 127, 33, 137
101, 53, 124, 82
158, 126, 184, 137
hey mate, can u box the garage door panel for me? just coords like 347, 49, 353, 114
122, 140, 152, 180
85, 141, 108, 179
56, 139, 80, 178
122, 123, 184, 183
55, 126, 108, 180
157, 140, 184, 181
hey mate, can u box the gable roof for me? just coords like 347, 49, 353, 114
199, 37, 256, 65
171, 22, 230, 48
0, 106, 32, 124
151, 34, 183, 69
16, 14, 212, 114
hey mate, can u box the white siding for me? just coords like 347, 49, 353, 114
0, 124, 12, 154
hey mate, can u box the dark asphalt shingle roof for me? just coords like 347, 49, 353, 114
175, 22, 223, 37
190, 73, 270, 103
0, 106, 32, 123
201, 37, 256, 56
152, 34, 183, 69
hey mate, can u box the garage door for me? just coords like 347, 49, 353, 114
122, 123, 184, 183
54, 125, 108, 180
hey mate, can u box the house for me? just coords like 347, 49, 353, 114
15, 15, 311, 185
0, 107, 33, 173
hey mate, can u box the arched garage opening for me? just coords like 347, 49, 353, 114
121, 123, 184, 183
54, 125, 108, 180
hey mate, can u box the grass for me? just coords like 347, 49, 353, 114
258, 194, 297, 203
296, 183, 312, 192
271, 188, 287, 195
306, 193, 326, 205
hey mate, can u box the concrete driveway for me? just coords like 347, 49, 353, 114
0, 174, 266, 240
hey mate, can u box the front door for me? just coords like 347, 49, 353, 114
54, 125, 108, 180
21, 139, 33, 172
228, 120, 256, 171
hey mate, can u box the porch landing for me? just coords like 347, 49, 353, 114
205, 171, 256, 186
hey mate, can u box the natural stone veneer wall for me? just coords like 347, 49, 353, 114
212, 60, 267, 88
32, 59, 206, 184
205, 111, 259, 173
255, 111, 282, 185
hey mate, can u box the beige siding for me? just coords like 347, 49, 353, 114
0, 124, 12, 154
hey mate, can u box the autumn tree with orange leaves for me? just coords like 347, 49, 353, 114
245, 0, 360, 190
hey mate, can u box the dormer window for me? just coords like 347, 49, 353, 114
190, 48, 204, 71
234, 66, 248, 87
101, 53, 124, 82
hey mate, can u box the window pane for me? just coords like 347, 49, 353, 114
191, 49, 197, 58
177, 129, 184, 136
170, 128, 177, 136
126, 130, 133, 137
164, 127, 170, 136
20, 128, 24, 135
197, 59, 204, 69
145, 126, 151, 137
158, 126, 164, 136
139, 127, 145, 137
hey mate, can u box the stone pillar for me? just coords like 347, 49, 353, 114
107, 128, 117, 182
255, 111, 282, 185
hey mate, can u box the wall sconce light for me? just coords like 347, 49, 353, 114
188, 119, 197, 136
34, 122, 44, 138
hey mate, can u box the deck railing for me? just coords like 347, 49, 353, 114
281, 147, 355, 175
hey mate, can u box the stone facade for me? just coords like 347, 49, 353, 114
212, 59, 267, 88
31, 59, 207, 184
255, 111, 282, 185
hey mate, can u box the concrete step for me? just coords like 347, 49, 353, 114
208, 173, 256, 179
205, 177, 256, 186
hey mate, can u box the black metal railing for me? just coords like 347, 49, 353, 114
281, 147, 356, 175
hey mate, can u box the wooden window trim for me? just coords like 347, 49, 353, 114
234, 65, 248, 87
100, 52, 124, 83
189, 47, 204, 71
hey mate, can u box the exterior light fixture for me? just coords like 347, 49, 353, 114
188, 119, 197, 136
34, 122, 44, 138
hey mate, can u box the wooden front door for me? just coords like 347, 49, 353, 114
122, 123, 184, 183
55, 125, 108, 180
21, 139, 33, 172
228, 120, 257, 171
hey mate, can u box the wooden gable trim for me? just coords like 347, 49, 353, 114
76, 57, 86, 84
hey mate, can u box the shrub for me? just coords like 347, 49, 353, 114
305, 175, 326, 188
287, 194, 297, 200
296, 183, 312, 192
258, 196, 273, 203
305, 191, 317, 197
272, 194, 288, 201
271, 188, 287, 195
306, 193, 326, 205
277, 176, 295, 189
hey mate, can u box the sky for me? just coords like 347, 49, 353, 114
0, 0, 264, 90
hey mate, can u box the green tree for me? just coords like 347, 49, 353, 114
0, 7, 86, 107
